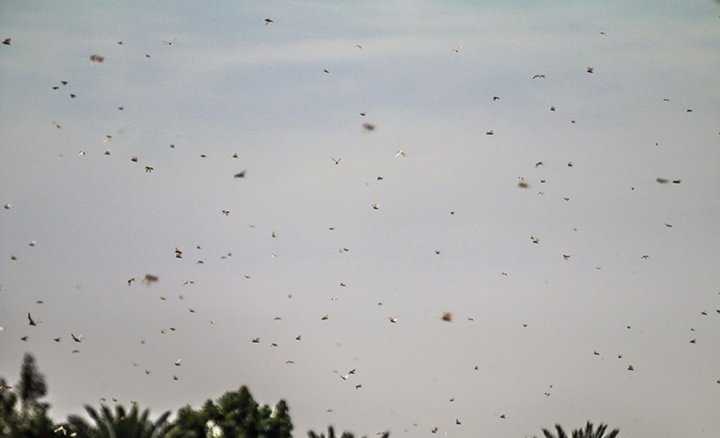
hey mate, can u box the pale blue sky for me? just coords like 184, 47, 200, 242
1, 1, 719, 436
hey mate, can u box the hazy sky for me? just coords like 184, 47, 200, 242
1, 1, 719, 436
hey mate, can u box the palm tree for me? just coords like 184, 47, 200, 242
541, 424, 569, 438
308, 426, 344, 438
571, 422, 619, 438
538, 422, 618, 438
65, 403, 171, 438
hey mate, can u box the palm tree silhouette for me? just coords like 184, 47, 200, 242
539, 421, 619, 438
66, 403, 170, 438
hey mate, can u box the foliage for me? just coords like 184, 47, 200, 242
166, 386, 293, 438
541, 424, 570, 438
17, 353, 48, 417
539, 422, 619, 438
63, 403, 171, 438
308, 425, 390, 438
0, 353, 54, 438
6, 355, 627, 438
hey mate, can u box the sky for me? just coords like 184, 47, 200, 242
1, 0, 719, 436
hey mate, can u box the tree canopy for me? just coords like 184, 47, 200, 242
1, 354, 624, 438
539, 421, 620, 438
0, 353, 54, 438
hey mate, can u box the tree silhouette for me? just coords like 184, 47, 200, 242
541, 424, 569, 438
166, 404, 207, 438
213, 385, 261, 437
308, 425, 390, 438
0, 354, 54, 438
167, 385, 293, 438
17, 352, 47, 417
65, 403, 171, 438
265, 399, 293, 438
538, 422, 619, 438
571, 422, 619, 438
